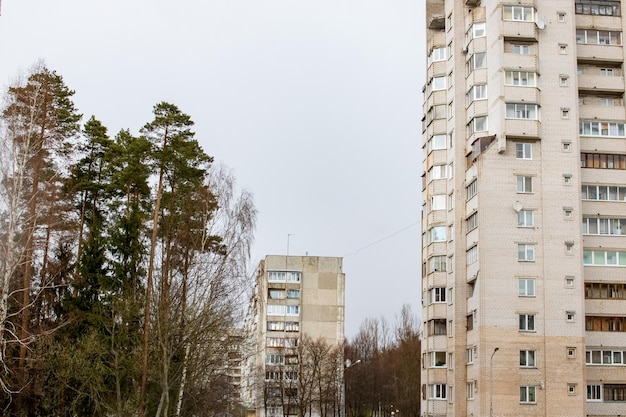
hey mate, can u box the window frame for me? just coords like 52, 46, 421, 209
519, 314, 536, 331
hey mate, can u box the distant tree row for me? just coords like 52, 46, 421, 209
0, 62, 256, 416
344, 305, 421, 417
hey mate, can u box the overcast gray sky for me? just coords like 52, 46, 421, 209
0, 0, 425, 338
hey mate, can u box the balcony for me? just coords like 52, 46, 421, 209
502, 53, 538, 71
502, 21, 537, 41
577, 44, 624, 63
578, 74, 625, 93
504, 86, 541, 103
505, 118, 541, 139
579, 104, 626, 120
576, 14, 623, 32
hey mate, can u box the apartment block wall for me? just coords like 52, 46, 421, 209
422, 1, 626, 416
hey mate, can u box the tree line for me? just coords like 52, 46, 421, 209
0, 63, 256, 416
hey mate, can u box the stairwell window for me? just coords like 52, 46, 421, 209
516, 143, 532, 159
518, 244, 535, 262
517, 176, 533, 193
519, 314, 536, 331
520, 350, 536, 367
520, 386, 537, 404
518, 278, 535, 296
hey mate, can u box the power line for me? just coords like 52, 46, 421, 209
343, 219, 421, 258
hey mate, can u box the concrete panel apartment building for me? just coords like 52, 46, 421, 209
422, 1, 626, 416
241, 255, 345, 417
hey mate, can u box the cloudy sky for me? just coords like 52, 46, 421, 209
0, 0, 425, 337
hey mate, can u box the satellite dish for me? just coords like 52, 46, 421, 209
514, 201, 523, 212
536, 18, 545, 30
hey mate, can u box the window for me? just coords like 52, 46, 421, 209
586, 349, 626, 365
567, 311, 576, 322
466, 180, 477, 200
520, 350, 536, 367
567, 347, 577, 358
467, 212, 478, 231
428, 164, 447, 181
578, 120, 626, 137
583, 250, 626, 266
585, 282, 626, 299
430, 287, 447, 303
560, 76, 569, 86
582, 184, 626, 201
600, 97, 616, 107
269, 289, 285, 299
267, 337, 285, 347
429, 226, 446, 243
559, 43, 568, 54
467, 381, 475, 400
562, 108, 570, 118
430, 257, 447, 273
468, 53, 486, 71
432, 76, 446, 91
428, 319, 447, 336
506, 103, 539, 119
581, 153, 626, 169
431, 351, 447, 367
575, 0, 621, 16
267, 321, 285, 331
470, 116, 488, 133
582, 218, 626, 235
563, 174, 572, 185
467, 84, 487, 103
517, 176, 533, 193
568, 384, 577, 395
505, 71, 537, 86
520, 386, 537, 404
513, 44, 531, 55
466, 313, 474, 331
286, 272, 301, 282
429, 384, 447, 400
518, 244, 535, 262
286, 305, 299, 316
268, 271, 286, 282
266, 353, 284, 365
587, 384, 602, 401
285, 321, 299, 332
431, 194, 446, 211
576, 29, 622, 45
428, 104, 446, 121
267, 304, 286, 315
604, 384, 626, 401
558, 12, 566, 22
429, 47, 447, 63
519, 278, 535, 296
518, 210, 534, 227
601, 67, 616, 76
467, 347, 475, 364
516, 143, 532, 159
466, 22, 486, 42
428, 134, 447, 151
504, 5, 535, 21
287, 289, 300, 299
519, 314, 535, 331
585, 316, 626, 332
467, 245, 478, 264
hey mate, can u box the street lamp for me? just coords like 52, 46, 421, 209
490, 347, 499, 417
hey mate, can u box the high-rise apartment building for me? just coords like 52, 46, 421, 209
241, 255, 345, 417
422, 1, 626, 416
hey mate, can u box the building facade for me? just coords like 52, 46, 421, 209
422, 1, 626, 416
241, 255, 345, 417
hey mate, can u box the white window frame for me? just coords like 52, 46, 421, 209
470, 116, 488, 133
513, 44, 531, 55
516, 142, 532, 159
467, 245, 478, 264
429, 134, 447, 151
517, 210, 534, 227
520, 350, 536, 367
518, 244, 535, 262
286, 305, 300, 316
504, 5, 535, 22
517, 176, 533, 193
432, 76, 446, 91
520, 386, 537, 404
506, 103, 539, 119
429, 47, 447, 63
519, 314, 536, 331
467, 381, 475, 400
518, 278, 535, 297
579, 120, 626, 137
430, 226, 446, 243
430, 257, 447, 274
430, 351, 447, 368
430, 287, 447, 303
429, 384, 447, 400
431, 194, 447, 211
587, 384, 602, 401
505, 71, 537, 86
468, 52, 486, 71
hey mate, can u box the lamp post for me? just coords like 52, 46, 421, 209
489, 347, 499, 417
343, 359, 362, 417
